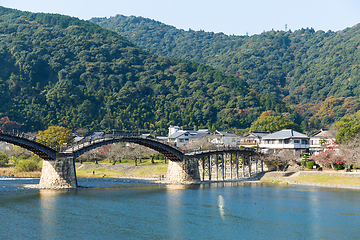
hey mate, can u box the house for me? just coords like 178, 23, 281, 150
167, 126, 212, 147
212, 130, 239, 147
309, 129, 336, 155
187, 129, 211, 146
168, 130, 192, 147
239, 131, 270, 147
259, 129, 309, 154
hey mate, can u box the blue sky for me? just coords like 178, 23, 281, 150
2, 0, 360, 36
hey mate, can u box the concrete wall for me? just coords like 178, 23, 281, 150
166, 158, 200, 183
39, 156, 77, 189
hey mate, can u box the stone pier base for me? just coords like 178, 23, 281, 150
166, 158, 200, 183
39, 155, 77, 189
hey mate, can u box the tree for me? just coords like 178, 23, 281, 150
0, 117, 21, 131
36, 126, 74, 148
312, 143, 343, 170
339, 134, 360, 170
277, 150, 299, 171
250, 116, 299, 133
0, 153, 9, 167
335, 111, 360, 143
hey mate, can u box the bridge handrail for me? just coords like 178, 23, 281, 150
0, 130, 37, 142
59, 133, 180, 153
0, 131, 258, 155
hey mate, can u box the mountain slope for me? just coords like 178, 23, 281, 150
0, 7, 293, 133
91, 15, 360, 129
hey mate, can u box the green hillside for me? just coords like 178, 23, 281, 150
91, 15, 360, 129
0, 7, 294, 133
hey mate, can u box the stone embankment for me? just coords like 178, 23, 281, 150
261, 171, 360, 189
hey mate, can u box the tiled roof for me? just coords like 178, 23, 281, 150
169, 130, 190, 139
310, 129, 335, 138
243, 131, 270, 138
262, 129, 308, 140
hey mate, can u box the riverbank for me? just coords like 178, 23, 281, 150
75, 163, 168, 179
260, 171, 360, 189
0, 167, 41, 177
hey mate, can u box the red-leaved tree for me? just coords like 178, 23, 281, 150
0, 117, 21, 131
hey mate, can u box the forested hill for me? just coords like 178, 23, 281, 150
0, 7, 294, 133
91, 15, 360, 130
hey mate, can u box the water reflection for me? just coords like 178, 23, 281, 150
39, 189, 74, 239
166, 184, 186, 239
218, 195, 225, 220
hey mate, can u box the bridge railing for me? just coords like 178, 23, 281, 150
0, 130, 37, 142
181, 146, 258, 154
0, 130, 259, 155
59, 132, 179, 153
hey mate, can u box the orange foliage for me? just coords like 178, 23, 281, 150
257, 111, 273, 120
282, 112, 291, 119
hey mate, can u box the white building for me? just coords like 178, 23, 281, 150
260, 129, 309, 154
239, 131, 270, 147
167, 126, 211, 148
212, 130, 239, 147
309, 129, 336, 155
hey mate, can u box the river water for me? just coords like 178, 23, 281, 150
0, 177, 359, 240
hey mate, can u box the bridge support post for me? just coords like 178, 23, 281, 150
39, 154, 77, 189
208, 156, 212, 181
216, 154, 219, 181
230, 154, 233, 180
242, 154, 245, 178
236, 152, 239, 180
202, 157, 205, 182
249, 156, 252, 177
222, 154, 225, 181
255, 157, 258, 174
166, 158, 200, 183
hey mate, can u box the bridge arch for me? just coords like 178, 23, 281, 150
0, 133, 56, 160
70, 137, 185, 161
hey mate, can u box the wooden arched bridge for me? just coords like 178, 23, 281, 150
0, 132, 262, 189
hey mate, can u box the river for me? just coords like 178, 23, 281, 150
0, 177, 359, 239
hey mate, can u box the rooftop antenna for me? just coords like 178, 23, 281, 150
285, 24, 288, 32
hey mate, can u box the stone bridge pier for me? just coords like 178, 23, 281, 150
166, 158, 200, 183
39, 154, 77, 189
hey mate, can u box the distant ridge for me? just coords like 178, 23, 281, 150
0, 7, 293, 133
91, 15, 360, 130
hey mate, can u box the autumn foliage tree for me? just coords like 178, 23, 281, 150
312, 144, 344, 170
36, 126, 74, 148
0, 117, 21, 131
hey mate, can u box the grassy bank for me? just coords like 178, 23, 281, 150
260, 171, 360, 189
288, 175, 360, 186
75, 163, 168, 178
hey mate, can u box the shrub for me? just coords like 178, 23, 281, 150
333, 163, 344, 171
15, 156, 42, 172
0, 153, 9, 167
352, 164, 360, 170
301, 153, 310, 166
306, 161, 315, 170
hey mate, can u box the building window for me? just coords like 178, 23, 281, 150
293, 140, 300, 144
301, 139, 308, 144
284, 139, 290, 144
